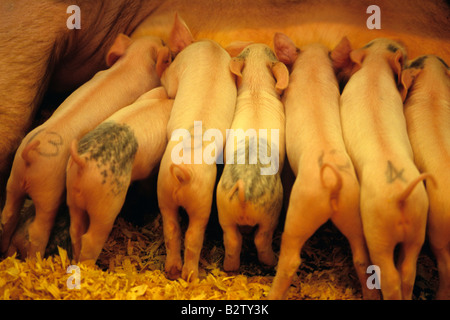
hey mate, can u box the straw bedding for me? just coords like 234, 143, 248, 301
0, 181, 439, 300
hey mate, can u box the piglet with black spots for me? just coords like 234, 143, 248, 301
215, 43, 289, 272
401, 55, 450, 299
0, 34, 171, 258
66, 87, 173, 264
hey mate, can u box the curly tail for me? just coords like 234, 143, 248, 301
69, 140, 86, 170
397, 172, 435, 205
21, 140, 40, 165
227, 179, 246, 206
320, 163, 343, 212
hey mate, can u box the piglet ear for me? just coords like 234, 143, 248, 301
349, 48, 366, 70
106, 34, 133, 67
169, 13, 195, 54
330, 37, 352, 72
225, 41, 253, 57
273, 32, 299, 66
399, 68, 421, 102
272, 61, 290, 95
156, 46, 172, 78
388, 50, 405, 85
230, 57, 245, 80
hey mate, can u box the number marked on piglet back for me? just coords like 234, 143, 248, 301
385, 160, 406, 183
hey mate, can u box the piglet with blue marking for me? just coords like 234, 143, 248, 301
66, 87, 173, 264
216, 42, 289, 272
0, 34, 171, 258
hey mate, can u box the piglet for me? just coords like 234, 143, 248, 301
401, 55, 450, 300
157, 14, 237, 281
215, 43, 288, 272
336, 38, 431, 299
66, 87, 173, 264
268, 34, 377, 300
0, 34, 171, 258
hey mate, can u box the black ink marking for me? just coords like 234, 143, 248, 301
385, 161, 407, 183
437, 56, 449, 69
78, 121, 138, 195
220, 140, 282, 214
363, 41, 374, 49
27, 128, 45, 145
40, 131, 64, 157
386, 44, 399, 53
337, 162, 352, 173
407, 55, 428, 70
318, 151, 325, 168
264, 47, 278, 62
26, 129, 64, 157
237, 47, 250, 59
318, 150, 351, 173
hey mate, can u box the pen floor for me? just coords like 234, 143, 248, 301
0, 182, 439, 300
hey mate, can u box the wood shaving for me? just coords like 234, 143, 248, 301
0, 202, 439, 300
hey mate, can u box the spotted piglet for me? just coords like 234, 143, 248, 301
216, 42, 289, 272
157, 14, 237, 281
337, 38, 431, 299
0, 34, 171, 258
66, 87, 173, 264
401, 55, 450, 299
268, 34, 377, 300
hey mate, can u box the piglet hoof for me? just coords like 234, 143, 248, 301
435, 289, 450, 300
80, 259, 97, 268
267, 289, 283, 300
181, 265, 198, 282
362, 288, 381, 300
223, 257, 240, 272
362, 289, 381, 300
258, 252, 277, 267
166, 264, 182, 280
0, 229, 11, 254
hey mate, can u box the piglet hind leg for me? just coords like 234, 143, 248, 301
254, 219, 278, 267
182, 212, 210, 282
68, 205, 88, 262
0, 179, 26, 253
366, 241, 403, 300
221, 222, 243, 272
27, 199, 62, 259
79, 191, 128, 264
432, 244, 450, 300
216, 193, 243, 271
268, 186, 330, 299
78, 213, 118, 266
331, 208, 380, 300
161, 205, 183, 280
268, 231, 305, 300
396, 242, 424, 300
